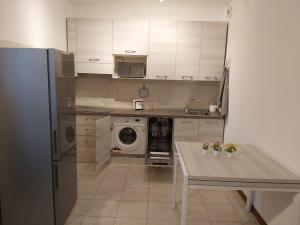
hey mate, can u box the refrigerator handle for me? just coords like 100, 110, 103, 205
54, 165, 59, 189
52, 130, 58, 155
0, 197, 2, 225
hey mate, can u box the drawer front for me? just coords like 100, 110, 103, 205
174, 118, 199, 138
76, 115, 104, 126
76, 126, 96, 136
198, 119, 224, 142
76, 135, 96, 163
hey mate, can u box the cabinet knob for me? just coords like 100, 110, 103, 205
156, 75, 168, 79
181, 75, 193, 80
125, 50, 136, 54
88, 58, 100, 62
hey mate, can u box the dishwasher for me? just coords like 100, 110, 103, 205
146, 117, 173, 165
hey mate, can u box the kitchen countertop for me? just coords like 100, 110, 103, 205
76, 106, 223, 119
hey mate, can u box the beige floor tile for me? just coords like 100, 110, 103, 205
128, 167, 149, 177
211, 222, 242, 225
117, 201, 148, 219
187, 221, 211, 225
122, 188, 149, 201
176, 189, 203, 203
149, 188, 173, 202
71, 199, 92, 216
130, 158, 146, 166
115, 218, 147, 225
64, 215, 83, 225
147, 219, 180, 225
110, 157, 133, 165
78, 175, 104, 187
78, 184, 98, 199
101, 176, 127, 187
206, 204, 240, 222
148, 202, 180, 220
225, 191, 246, 206
94, 186, 124, 200
201, 191, 230, 205
149, 176, 173, 189
179, 203, 209, 221
126, 176, 149, 189
149, 167, 173, 175
233, 206, 257, 223
81, 216, 115, 225
105, 165, 129, 177
86, 200, 119, 217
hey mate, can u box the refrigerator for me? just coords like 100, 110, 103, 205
0, 48, 77, 225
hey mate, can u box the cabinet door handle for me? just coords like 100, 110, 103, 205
181, 75, 193, 80
156, 75, 168, 79
125, 50, 136, 54
88, 58, 100, 62
181, 120, 193, 124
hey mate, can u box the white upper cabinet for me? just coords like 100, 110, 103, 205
147, 20, 178, 80
175, 21, 203, 81
199, 22, 227, 81
76, 19, 113, 74
113, 19, 149, 55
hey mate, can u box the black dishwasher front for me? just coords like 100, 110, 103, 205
146, 117, 173, 165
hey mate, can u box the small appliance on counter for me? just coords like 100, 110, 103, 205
146, 117, 173, 165
133, 99, 144, 110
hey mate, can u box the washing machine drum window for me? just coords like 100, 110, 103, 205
119, 127, 137, 145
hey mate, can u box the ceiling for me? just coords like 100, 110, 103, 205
69, 0, 231, 8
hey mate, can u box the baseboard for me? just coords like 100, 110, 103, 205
237, 191, 268, 225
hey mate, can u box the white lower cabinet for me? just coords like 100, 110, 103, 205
96, 116, 112, 169
174, 118, 199, 141
76, 115, 104, 163
174, 118, 224, 143
198, 119, 224, 142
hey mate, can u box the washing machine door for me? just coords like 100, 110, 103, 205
115, 126, 141, 153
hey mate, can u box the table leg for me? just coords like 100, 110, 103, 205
246, 191, 254, 211
181, 175, 188, 225
172, 154, 178, 209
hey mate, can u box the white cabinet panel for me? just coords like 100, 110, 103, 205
113, 19, 149, 55
174, 118, 199, 140
198, 119, 224, 143
175, 21, 202, 81
147, 20, 177, 80
77, 19, 113, 64
77, 63, 113, 74
199, 22, 227, 81
96, 116, 112, 169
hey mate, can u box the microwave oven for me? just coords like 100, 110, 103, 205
116, 62, 146, 78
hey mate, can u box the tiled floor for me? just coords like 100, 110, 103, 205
65, 157, 259, 225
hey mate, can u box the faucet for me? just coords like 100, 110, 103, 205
185, 98, 195, 113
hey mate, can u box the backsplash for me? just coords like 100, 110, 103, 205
76, 75, 220, 109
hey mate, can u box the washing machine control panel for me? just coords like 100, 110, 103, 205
112, 117, 146, 127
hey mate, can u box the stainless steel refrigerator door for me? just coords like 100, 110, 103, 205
53, 147, 77, 225
0, 48, 55, 225
48, 49, 76, 160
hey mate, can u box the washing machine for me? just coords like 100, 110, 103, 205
112, 117, 146, 155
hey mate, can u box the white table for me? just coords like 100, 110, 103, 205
172, 142, 300, 225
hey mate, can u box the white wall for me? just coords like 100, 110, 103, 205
0, 0, 73, 50
73, 1, 227, 21
226, 0, 300, 224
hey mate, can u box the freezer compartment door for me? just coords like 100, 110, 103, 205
96, 116, 112, 169
53, 148, 77, 225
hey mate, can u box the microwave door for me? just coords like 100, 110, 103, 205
130, 63, 145, 78
117, 62, 130, 77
